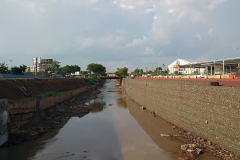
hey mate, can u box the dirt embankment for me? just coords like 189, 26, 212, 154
0, 78, 90, 101
0, 78, 104, 148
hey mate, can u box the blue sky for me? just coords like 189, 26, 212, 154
1, 0, 240, 72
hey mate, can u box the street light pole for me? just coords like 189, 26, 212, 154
10, 60, 12, 68
10, 60, 12, 73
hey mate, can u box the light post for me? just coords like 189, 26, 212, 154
237, 48, 240, 73
10, 60, 12, 73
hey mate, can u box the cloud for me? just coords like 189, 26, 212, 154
145, 7, 155, 13
126, 37, 148, 47
194, 32, 202, 40
207, 0, 227, 10
208, 29, 213, 36
144, 47, 155, 55
0, 0, 240, 72
120, 3, 135, 10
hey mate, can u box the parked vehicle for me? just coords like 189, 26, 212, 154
196, 74, 204, 78
143, 74, 151, 78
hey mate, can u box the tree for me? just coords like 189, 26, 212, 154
132, 68, 144, 76
11, 64, 27, 74
60, 65, 81, 75
133, 68, 140, 76
87, 63, 106, 77
156, 67, 162, 72
46, 61, 61, 73
80, 71, 90, 75
115, 67, 128, 78
0, 62, 9, 74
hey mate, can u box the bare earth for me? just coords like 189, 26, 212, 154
0, 78, 89, 101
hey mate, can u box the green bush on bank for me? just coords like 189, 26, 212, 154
86, 77, 99, 85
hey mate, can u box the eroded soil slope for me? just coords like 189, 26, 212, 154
0, 78, 89, 101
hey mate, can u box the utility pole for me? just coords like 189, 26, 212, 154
35, 57, 38, 75
9, 60, 12, 73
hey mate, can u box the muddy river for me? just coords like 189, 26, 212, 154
0, 81, 221, 160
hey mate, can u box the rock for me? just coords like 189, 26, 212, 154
204, 144, 217, 153
187, 148, 196, 153
141, 106, 146, 110
181, 144, 188, 151
196, 148, 203, 155
29, 131, 38, 136
181, 144, 200, 152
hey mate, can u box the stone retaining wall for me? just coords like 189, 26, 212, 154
123, 78, 240, 155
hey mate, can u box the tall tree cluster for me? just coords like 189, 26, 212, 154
60, 65, 80, 75
0, 62, 8, 74
115, 67, 128, 78
0, 62, 26, 74
87, 63, 106, 77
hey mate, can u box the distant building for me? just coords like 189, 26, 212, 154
168, 59, 191, 74
106, 72, 116, 76
25, 57, 54, 74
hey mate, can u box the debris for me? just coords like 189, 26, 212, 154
107, 89, 122, 92
181, 143, 204, 157
140, 106, 146, 110
205, 120, 208, 124
160, 134, 181, 137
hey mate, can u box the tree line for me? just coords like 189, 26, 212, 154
0, 61, 107, 77
0, 60, 169, 78
114, 66, 170, 78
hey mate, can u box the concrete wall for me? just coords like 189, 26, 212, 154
123, 78, 240, 155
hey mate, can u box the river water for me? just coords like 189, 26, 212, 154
0, 81, 221, 160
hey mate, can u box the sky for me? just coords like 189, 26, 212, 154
1, 0, 240, 72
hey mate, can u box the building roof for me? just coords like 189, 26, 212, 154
168, 59, 191, 68
180, 57, 240, 68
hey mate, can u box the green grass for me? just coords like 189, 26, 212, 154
86, 77, 100, 85
37, 91, 58, 99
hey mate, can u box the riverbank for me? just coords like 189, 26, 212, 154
0, 78, 104, 148
0, 78, 91, 101
123, 78, 240, 160
3, 89, 101, 148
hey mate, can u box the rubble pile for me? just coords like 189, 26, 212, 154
179, 129, 240, 160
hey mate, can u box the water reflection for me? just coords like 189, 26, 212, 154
116, 98, 127, 109
0, 120, 68, 160
0, 125, 8, 147
89, 102, 106, 113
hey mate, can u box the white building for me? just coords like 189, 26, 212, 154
26, 57, 53, 74
168, 59, 190, 74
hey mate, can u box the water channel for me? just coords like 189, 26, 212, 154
0, 81, 221, 160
